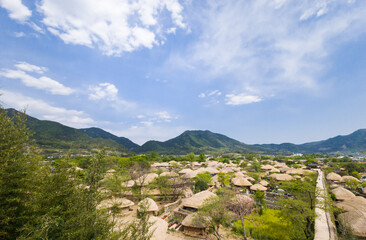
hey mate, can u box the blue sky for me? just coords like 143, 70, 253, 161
1, 0, 366, 145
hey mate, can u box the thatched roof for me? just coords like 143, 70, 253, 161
149, 216, 168, 240
160, 172, 179, 177
179, 168, 193, 174
137, 173, 159, 186
204, 167, 219, 174
98, 197, 134, 209
75, 167, 83, 171
183, 190, 217, 209
278, 167, 291, 173
235, 172, 245, 177
270, 168, 280, 173
107, 169, 116, 173
182, 213, 207, 228
341, 175, 360, 182
138, 198, 159, 212
326, 172, 342, 182
259, 180, 269, 187
261, 165, 274, 170
336, 196, 366, 212
338, 210, 366, 238
245, 176, 255, 182
286, 169, 304, 175
250, 184, 267, 192
331, 187, 355, 201
363, 187, 366, 194
182, 171, 198, 179
231, 176, 253, 187
269, 173, 293, 181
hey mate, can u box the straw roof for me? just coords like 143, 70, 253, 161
338, 210, 366, 238
98, 197, 134, 209
279, 167, 291, 173
75, 167, 83, 171
245, 176, 255, 182
204, 167, 219, 174
182, 171, 198, 179
160, 172, 179, 177
179, 168, 193, 174
107, 169, 116, 173
270, 168, 280, 173
261, 164, 274, 170
341, 175, 360, 182
336, 196, 366, 212
269, 173, 293, 181
331, 186, 355, 201
138, 198, 159, 212
286, 169, 304, 175
183, 190, 217, 209
149, 216, 168, 240
231, 176, 253, 187
250, 184, 267, 192
259, 180, 269, 187
326, 172, 342, 182
137, 173, 159, 186
363, 188, 366, 194
182, 213, 207, 228
235, 172, 245, 177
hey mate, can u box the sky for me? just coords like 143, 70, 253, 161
1, 0, 366, 145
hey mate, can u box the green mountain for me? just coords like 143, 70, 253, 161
137, 130, 266, 155
257, 129, 366, 154
4, 108, 129, 155
80, 127, 139, 150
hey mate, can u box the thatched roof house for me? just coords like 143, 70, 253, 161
259, 180, 269, 187
331, 187, 355, 201
326, 172, 342, 182
261, 165, 274, 171
338, 210, 366, 238
250, 184, 267, 192
149, 216, 168, 240
182, 190, 217, 210
336, 196, 366, 212
231, 176, 253, 187
138, 198, 159, 214
182, 213, 208, 236
160, 171, 179, 177
182, 171, 198, 179
245, 176, 255, 182
98, 197, 134, 212
286, 169, 304, 175
270, 168, 280, 173
269, 173, 293, 181
341, 175, 360, 182
179, 168, 193, 175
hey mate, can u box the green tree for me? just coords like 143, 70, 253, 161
217, 172, 230, 187
198, 152, 206, 162
253, 190, 266, 215
252, 162, 261, 172
196, 195, 231, 240
0, 108, 39, 239
278, 176, 317, 240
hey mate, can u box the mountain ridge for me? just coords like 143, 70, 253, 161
3, 108, 366, 155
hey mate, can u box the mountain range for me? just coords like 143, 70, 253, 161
3, 108, 366, 155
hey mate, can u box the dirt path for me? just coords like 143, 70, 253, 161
314, 169, 337, 240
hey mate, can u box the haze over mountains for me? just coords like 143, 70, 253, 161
4, 108, 366, 155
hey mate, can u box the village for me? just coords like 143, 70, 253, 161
74, 153, 366, 240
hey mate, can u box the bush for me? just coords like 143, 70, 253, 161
194, 180, 209, 192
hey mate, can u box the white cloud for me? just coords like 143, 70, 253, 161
137, 111, 178, 124
112, 124, 187, 145
89, 83, 118, 101
198, 93, 206, 98
169, 0, 366, 99
15, 61, 47, 74
225, 93, 262, 105
37, 0, 186, 56
0, 63, 74, 95
0, 0, 31, 22
14, 32, 26, 37
0, 90, 95, 128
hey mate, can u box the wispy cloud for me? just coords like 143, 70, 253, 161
0, 0, 31, 22
169, 0, 366, 100
0, 62, 74, 95
0, 90, 95, 128
225, 93, 262, 105
36, 0, 186, 56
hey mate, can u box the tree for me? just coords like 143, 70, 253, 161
278, 176, 317, 240
198, 152, 206, 162
252, 161, 261, 172
227, 195, 255, 240
186, 152, 196, 162
253, 190, 266, 215
196, 195, 231, 240
0, 108, 39, 239
194, 172, 212, 192
128, 160, 151, 200
217, 172, 230, 187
